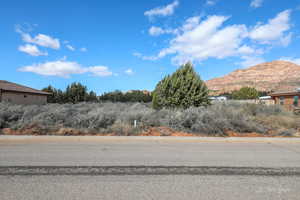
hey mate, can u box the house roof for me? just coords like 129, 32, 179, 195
270, 89, 300, 97
0, 80, 51, 95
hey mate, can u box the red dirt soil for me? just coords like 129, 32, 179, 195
1, 126, 293, 137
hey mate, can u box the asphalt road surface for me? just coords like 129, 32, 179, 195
1, 136, 300, 200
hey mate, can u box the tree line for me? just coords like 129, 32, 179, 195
42, 63, 266, 107
218, 87, 269, 100
42, 83, 152, 104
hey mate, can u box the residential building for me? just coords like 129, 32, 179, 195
0, 80, 50, 105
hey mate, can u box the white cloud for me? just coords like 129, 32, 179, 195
237, 45, 256, 54
239, 56, 265, 67
250, 0, 263, 8
156, 15, 248, 64
66, 44, 75, 51
16, 26, 60, 49
88, 66, 113, 77
80, 47, 87, 52
133, 52, 159, 61
148, 26, 176, 36
279, 57, 300, 65
149, 26, 165, 36
249, 10, 292, 46
21, 33, 60, 49
181, 16, 201, 31
18, 44, 48, 56
125, 68, 134, 75
18, 60, 113, 78
206, 0, 217, 6
144, 0, 179, 19
137, 10, 294, 67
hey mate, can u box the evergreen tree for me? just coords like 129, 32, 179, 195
86, 91, 98, 102
43, 83, 98, 103
152, 62, 210, 109
232, 87, 259, 100
42, 85, 57, 103
65, 82, 88, 103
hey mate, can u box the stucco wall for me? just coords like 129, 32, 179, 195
0, 91, 47, 105
274, 95, 300, 111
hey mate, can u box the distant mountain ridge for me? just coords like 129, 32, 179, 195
206, 61, 300, 95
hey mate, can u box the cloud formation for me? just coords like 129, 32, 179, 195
138, 10, 293, 66
280, 57, 300, 65
250, 0, 263, 8
249, 10, 292, 46
18, 44, 48, 56
80, 47, 87, 52
148, 26, 176, 36
19, 60, 113, 78
144, 0, 179, 19
206, 0, 217, 6
125, 69, 134, 75
16, 25, 60, 49
157, 15, 248, 64
239, 56, 265, 67
21, 33, 60, 49
66, 44, 75, 51
133, 52, 158, 61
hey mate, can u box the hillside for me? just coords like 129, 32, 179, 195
206, 61, 300, 94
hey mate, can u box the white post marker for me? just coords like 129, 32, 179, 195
134, 120, 137, 128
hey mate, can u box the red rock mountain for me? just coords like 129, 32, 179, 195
206, 61, 300, 95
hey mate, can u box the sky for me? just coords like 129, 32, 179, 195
1, 0, 300, 94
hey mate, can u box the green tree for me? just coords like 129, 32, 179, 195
42, 85, 57, 103
152, 62, 210, 109
42, 85, 66, 103
99, 90, 152, 103
232, 87, 259, 100
65, 82, 88, 103
86, 91, 98, 102
43, 83, 98, 103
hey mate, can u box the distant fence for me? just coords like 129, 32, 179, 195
212, 99, 275, 105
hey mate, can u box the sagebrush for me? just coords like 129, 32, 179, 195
0, 102, 299, 136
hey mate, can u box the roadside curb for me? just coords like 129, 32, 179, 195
1, 136, 300, 143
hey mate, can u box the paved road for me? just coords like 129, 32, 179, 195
1, 175, 300, 200
1, 136, 300, 199
1, 136, 300, 167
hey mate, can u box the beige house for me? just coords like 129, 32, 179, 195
0, 80, 50, 105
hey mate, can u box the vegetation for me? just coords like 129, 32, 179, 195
42, 83, 98, 104
0, 102, 298, 136
152, 62, 210, 109
42, 83, 152, 104
232, 87, 259, 100
99, 90, 152, 103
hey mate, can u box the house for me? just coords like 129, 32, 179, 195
270, 88, 300, 111
0, 80, 50, 105
258, 96, 274, 105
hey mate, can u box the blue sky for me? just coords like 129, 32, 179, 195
1, 0, 300, 94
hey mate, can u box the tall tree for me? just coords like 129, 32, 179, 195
152, 62, 210, 109
65, 82, 88, 103
86, 91, 98, 102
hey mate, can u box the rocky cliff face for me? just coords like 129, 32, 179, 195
206, 61, 300, 94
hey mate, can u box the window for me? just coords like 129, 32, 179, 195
279, 96, 284, 105
294, 96, 299, 107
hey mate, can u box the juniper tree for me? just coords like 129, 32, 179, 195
232, 87, 259, 100
152, 62, 210, 109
